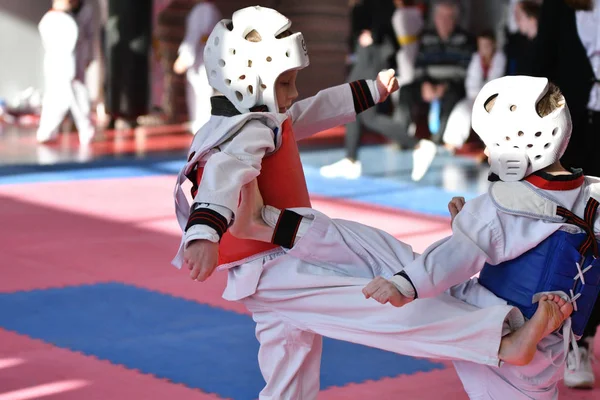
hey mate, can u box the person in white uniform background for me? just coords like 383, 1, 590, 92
441, 30, 506, 152
173, 0, 221, 134
391, 0, 424, 88
37, 0, 95, 145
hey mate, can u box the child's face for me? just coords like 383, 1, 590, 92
477, 37, 495, 60
514, 4, 538, 39
434, 4, 458, 39
53, 0, 72, 11
275, 70, 299, 113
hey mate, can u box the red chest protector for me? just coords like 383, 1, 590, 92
194, 118, 311, 266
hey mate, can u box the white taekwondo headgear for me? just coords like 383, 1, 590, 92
203, 6, 310, 114
471, 76, 572, 181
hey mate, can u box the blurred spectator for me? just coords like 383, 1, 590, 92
347, 0, 372, 66
37, 0, 95, 145
515, 0, 540, 39
72, 0, 95, 84
397, 0, 475, 181
442, 30, 506, 154
505, 0, 540, 75
532, 0, 600, 389
392, 0, 425, 87
321, 0, 414, 179
173, 0, 221, 134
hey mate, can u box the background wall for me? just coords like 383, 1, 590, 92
0, 0, 508, 112
0, 0, 47, 105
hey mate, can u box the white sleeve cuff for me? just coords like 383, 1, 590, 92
367, 79, 381, 104
390, 275, 416, 299
184, 224, 220, 245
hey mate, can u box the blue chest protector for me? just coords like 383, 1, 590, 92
479, 198, 600, 337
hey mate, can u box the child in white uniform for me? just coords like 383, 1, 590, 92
173, 0, 221, 134
234, 76, 596, 399
391, 0, 424, 87
172, 8, 551, 400
442, 30, 506, 151
37, 0, 95, 145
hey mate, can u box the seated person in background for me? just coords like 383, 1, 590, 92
396, 0, 475, 181
438, 30, 506, 165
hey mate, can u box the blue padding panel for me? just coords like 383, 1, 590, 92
303, 166, 476, 216
0, 283, 443, 400
0, 158, 185, 185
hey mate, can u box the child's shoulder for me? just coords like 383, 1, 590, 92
188, 113, 284, 152
488, 181, 562, 221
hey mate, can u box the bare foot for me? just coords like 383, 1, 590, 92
229, 180, 270, 240
499, 294, 573, 366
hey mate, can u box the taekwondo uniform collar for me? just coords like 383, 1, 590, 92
210, 96, 268, 117
525, 169, 585, 191
488, 168, 595, 225
489, 168, 585, 191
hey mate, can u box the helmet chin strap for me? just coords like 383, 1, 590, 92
490, 149, 529, 182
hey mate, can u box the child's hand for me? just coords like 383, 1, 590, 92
376, 69, 399, 103
184, 240, 219, 282
358, 30, 373, 47
173, 55, 189, 74
448, 196, 466, 226
362, 277, 413, 307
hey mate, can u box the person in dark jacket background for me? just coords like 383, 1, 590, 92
532, 0, 600, 389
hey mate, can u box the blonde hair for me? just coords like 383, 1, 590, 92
536, 83, 565, 117
483, 83, 565, 117
244, 29, 293, 42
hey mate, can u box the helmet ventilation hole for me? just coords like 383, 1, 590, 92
534, 131, 542, 137
229, 48, 236, 55
266, 56, 272, 62
505, 136, 510, 141
484, 94, 498, 112
218, 59, 226, 67
527, 144, 533, 148
210, 70, 217, 78
235, 91, 243, 101
285, 50, 290, 57
225, 79, 231, 86
535, 155, 542, 160
552, 128, 559, 136
239, 75, 246, 80
247, 85, 254, 95
544, 143, 551, 149
260, 84, 267, 90
214, 36, 220, 46
248, 60, 252, 67
510, 105, 517, 112
518, 131, 524, 137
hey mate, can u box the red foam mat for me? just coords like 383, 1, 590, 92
0, 176, 599, 399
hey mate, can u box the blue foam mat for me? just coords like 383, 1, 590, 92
0, 155, 478, 217
0, 283, 444, 400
